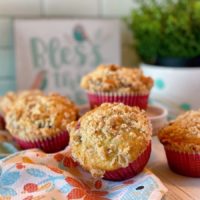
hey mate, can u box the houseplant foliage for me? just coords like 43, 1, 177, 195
128, 0, 200, 66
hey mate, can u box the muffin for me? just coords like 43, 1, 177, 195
6, 93, 78, 153
81, 64, 154, 109
0, 90, 43, 130
158, 110, 200, 177
68, 103, 152, 181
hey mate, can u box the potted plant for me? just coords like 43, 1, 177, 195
127, 0, 200, 116
127, 0, 200, 67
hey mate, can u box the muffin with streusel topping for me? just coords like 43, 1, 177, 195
68, 103, 152, 180
0, 90, 43, 130
81, 64, 153, 109
6, 93, 78, 153
158, 110, 200, 177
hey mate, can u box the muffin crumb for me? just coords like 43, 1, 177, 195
0, 90, 43, 115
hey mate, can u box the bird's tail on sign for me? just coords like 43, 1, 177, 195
30, 70, 48, 90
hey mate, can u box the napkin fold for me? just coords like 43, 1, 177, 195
0, 147, 167, 200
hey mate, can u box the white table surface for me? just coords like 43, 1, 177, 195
149, 137, 200, 200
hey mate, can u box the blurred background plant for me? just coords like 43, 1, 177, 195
127, 0, 200, 64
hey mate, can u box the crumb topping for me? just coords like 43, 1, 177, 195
0, 92, 17, 114
68, 103, 152, 177
6, 93, 78, 141
81, 64, 154, 93
158, 110, 200, 153
0, 90, 43, 115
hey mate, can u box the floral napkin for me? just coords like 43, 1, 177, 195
0, 147, 167, 200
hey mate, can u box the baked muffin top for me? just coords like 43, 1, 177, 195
0, 90, 43, 114
68, 103, 152, 177
81, 64, 153, 93
0, 92, 17, 114
6, 93, 78, 141
158, 110, 200, 153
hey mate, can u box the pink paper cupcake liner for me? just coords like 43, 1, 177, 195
87, 92, 149, 110
0, 114, 5, 130
103, 142, 151, 181
14, 131, 69, 153
164, 147, 200, 177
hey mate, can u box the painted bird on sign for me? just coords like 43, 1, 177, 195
73, 24, 89, 43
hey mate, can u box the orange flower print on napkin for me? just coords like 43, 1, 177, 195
54, 153, 64, 162
54, 153, 78, 168
94, 180, 102, 190
16, 163, 26, 170
22, 157, 34, 164
66, 177, 110, 200
47, 165, 63, 174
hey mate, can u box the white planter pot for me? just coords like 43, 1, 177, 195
141, 63, 200, 117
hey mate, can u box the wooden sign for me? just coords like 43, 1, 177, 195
14, 19, 121, 104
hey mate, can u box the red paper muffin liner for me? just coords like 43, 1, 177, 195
103, 142, 151, 181
14, 131, 69, 153
164, 147, 200, 177
87, 92, 149, 110
0, 114, 5, 130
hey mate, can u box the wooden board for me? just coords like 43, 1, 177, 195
149, 137, 200, 200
